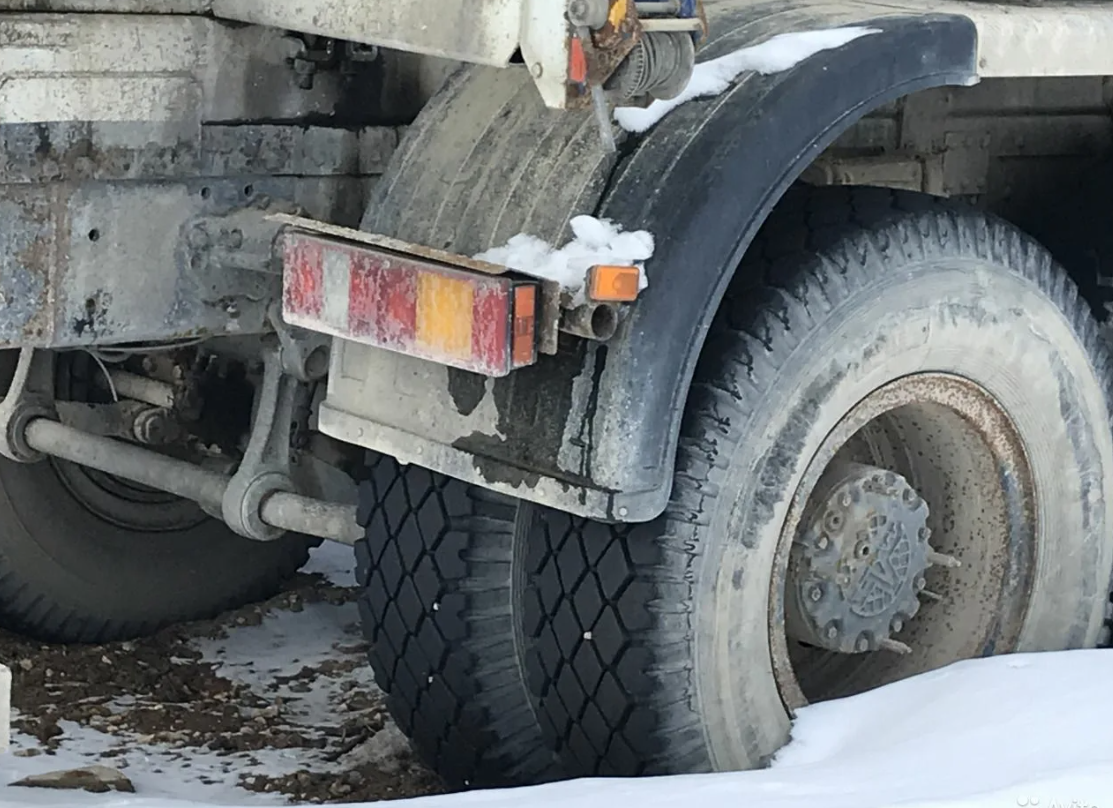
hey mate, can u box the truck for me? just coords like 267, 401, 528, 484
2, 0, 1113, 789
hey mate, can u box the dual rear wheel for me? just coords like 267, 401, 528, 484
355, 187, 1113, 786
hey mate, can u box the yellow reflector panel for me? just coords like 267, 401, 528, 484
416, 274, 474, 358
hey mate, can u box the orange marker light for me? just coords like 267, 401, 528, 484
512, 285, 537, 367
588, 265, 641, 302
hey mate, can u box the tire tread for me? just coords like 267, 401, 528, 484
523, 186, 1113, 777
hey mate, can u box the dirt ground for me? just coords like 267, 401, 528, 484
0, 554, 446, 804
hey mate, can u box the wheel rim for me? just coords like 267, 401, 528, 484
769, 373, 1037, 711
50, 458, 208, 532
50, 352, 208, 533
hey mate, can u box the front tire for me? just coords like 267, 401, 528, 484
520, 186, 1113, 776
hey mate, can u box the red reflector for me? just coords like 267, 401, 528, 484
282, 232, 539, 377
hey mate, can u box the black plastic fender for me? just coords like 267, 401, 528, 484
346, 2, 978, 522
586, 9, 978, 520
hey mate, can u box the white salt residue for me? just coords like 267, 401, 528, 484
615, 27, 880, 133
475, 215, 654, 305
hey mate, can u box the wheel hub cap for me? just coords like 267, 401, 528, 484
785, 462, 957, 655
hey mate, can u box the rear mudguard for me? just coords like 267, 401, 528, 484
321, 2, 977, 521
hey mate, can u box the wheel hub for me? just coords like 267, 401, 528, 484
785, 462, 956, 655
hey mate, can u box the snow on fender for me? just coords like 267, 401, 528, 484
0, 662, 9, 753
473, 215, 654, 306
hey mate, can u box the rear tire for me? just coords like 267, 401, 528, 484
0, 456, 313, 643
519, 186, 1113, 776
0, 350, 315, 643
354, 454, 560, 788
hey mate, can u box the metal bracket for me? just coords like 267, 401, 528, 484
222, 347, 299, 540
55, 400, 182, 445
269, 304, 331, 382
0, 349, 56, 462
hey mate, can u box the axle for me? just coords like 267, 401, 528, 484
22, 418, 362, 545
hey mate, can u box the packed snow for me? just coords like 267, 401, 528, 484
615, 27, 880, 133
3, 543, 1112, 808
473, 216, 654, 305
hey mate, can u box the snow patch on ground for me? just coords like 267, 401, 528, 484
7, 649, 1113, 807
368, 651, 1113, 808
3, 722, 288, 806
473, 216, 654, 305
299, 542, 358, 587
1, 544, 423, 806
615, 27, 880, 133
5, 538, 1113, 808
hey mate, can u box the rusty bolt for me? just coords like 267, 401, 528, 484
187, 225, 212, 250
567, 0, 608, 28
133, 408, 178, 445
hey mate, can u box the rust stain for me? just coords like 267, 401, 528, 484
565, 0, 642, 108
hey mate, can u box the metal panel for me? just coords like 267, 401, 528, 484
912, 1, 1113, 78
0, 14, 353, 125
0, 1, 209, 9
816, 1, 1113, 77
212, 0, 525, 66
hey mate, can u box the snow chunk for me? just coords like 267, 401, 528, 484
474, 216, 655, 305
299, 541, 357, 587
615, 27, 880, 134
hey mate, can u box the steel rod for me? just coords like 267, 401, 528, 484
24, 418, 360, 545
635, 1, 681, 14
25, 418, 227, 510
106, 370, 176, 409
261, 491, 362, 545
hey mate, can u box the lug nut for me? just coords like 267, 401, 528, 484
918, 526, 931, 540
914, 575, 927, 591
890, 617, 904, 633
816, 535, 829, 550
856, 635, 870, 652
809, 585, 823, 602
825, 624, 838, 640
